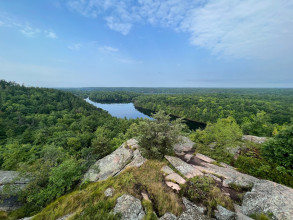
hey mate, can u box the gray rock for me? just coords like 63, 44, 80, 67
0, 171, 30, 211
18, 217, 34, 220
124, 139, 140, 150
215, 205, 236, 220
241, 180, 293, 220
182, 197, 206, 214
236, 213, 253, 220
173, 136, 194, 154
160, 213, 177, 220
242, 135, 267, 144
83, 140, 146, 182
114, 194, 145, 220
165, 156, 203, 178
57, 213, 74, 220
124, 149, 146, 170
104, 187, 114, 197
194, 161, 258, 189
161, 165, 175, 175
178, 209, 209, 220
226, 146, 241, 160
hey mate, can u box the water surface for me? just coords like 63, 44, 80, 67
86, 98, 152, 119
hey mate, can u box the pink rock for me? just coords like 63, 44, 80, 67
165, 173, 186, 185
141, 192, 150, 201
195, 153, 215, 163
184, 154, 193, 161
166, 181, 181, 191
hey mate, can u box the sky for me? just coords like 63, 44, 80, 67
0, 0, 293, 88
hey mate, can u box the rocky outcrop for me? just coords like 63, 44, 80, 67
165, 156, 203, 178
215, 205, 236, 220
0, 171, 30, 211
241, 180, 293, 220
178, 197, 209, 220
83, 139, 146, 182
173, 136, 195, 154
160, 213, 177, 220
114, 194, 145, 220
242, 135, 267, 144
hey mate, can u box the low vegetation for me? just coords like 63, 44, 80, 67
180, 176, 234, 217
190, 117, 293, 187
8, 160, 183, 220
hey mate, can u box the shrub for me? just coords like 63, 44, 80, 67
180, 176, 233, 216
134, 111, 184, 159
191, 116, 242, 146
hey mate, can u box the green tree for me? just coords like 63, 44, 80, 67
262, 124, 293, 170
241, 111, 274, 136
134, 111, 183, 159
191, 116, 243, 146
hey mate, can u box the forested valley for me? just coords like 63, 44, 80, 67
1, 82, 293, 220
0, 80, 140, 217
71, 88, 293, 137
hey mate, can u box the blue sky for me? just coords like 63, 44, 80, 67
0, 0, 293, 87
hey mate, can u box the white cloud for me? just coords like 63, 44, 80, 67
99, 45, 119, 52
68, 43, 83, 51
67, 0, 293, 60
20, 25, 40, 37
105, 16, 132, 35
0, 14, 58, 39
45, 30, 57, 39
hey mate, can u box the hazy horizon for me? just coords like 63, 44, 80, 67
1, 0, 293, 88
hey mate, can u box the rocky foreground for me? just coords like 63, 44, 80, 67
2, 136, 293, 220
81, 137, 293, 220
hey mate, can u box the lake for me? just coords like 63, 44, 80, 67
85, 98, 152, 119
85, 98, 205, 130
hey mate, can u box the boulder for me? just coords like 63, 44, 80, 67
241, 180, 293, 220
0, 171, 30, 211
165, 173, 186, 185
124, 139, 140, 150
173, 136, 194, 154
83, 140, 146, 182
242, 135, 267, 144
226, 146, 241, 160
165, 156, 203, 178
182, 197, 206, 214
161, 165, 175, 175
114, 194, 145, 220
160, 213, 177, 220
215, 205, 236, 220
83, 145, 133, 182
165, 181, 181, 191
104, 187, 114, 197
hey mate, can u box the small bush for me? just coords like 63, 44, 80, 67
180, 176, 234, 216
134, 111, 184, 159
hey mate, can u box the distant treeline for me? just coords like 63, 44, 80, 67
69, 88, 293, 136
